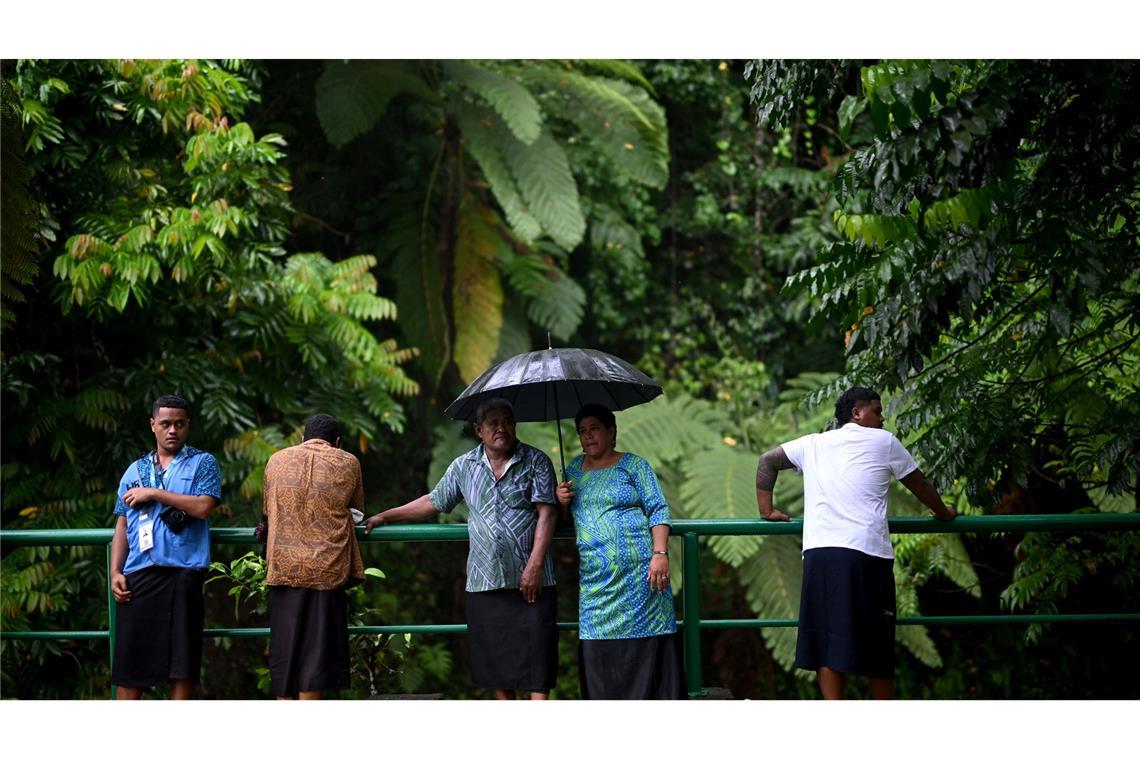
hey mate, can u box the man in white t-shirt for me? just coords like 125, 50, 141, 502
755, 387, 956, 699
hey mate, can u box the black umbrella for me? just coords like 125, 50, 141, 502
444, 347, 663, 478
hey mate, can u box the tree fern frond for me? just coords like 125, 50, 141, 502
616, 395, 726, 471
453, 203, 505, 383
457, 109, 543, 243
446, 61, 542, 145
738, 536, 804, 671
315, 61, 434, 148
528, 69, 669, 189
524, 271, 584, 342
682, 446, 766, 566
502, 130, 586, 250
572, 60, 657, 96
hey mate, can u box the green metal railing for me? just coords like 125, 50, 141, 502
3, 512, 1139, 697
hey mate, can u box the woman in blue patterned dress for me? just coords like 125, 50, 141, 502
555, 403, 686, 699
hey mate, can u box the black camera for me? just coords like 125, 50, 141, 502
159, 507, 190, 534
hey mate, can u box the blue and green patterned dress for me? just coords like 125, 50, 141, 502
567, 452, 677, 640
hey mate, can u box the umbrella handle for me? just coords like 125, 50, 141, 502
555, 418, 567, 482
553, 385, 567, 482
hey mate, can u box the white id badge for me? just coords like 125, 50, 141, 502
138, 516, 154, 552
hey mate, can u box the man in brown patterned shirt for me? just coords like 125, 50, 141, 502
263, 413, 364, 699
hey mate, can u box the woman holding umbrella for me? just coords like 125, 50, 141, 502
555, 402, 686, 699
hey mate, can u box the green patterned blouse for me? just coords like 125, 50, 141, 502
567, 452, 677, 640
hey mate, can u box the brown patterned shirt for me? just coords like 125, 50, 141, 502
263, 439, 364, 590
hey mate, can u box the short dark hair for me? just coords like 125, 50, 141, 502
474, 398, 515, 425
575, 403, 616, 432
835, 387, 880, 426
151, 394, 189, 417
303, 414, 341, 444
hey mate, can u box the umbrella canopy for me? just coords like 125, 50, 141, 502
444, 348, 662, 423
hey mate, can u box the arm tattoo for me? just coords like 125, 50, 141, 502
755, 447, 793, 491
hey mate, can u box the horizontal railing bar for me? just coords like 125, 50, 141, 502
700, 613, 1140, 628
1, 630, 110, 640
7, 612, 1138, 642
4, 513, 1139, 548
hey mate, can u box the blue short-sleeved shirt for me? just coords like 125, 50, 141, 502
429, 442, 557, 592
113, 445, 221, 574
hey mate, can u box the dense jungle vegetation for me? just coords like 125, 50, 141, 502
2, 59, 1137, 699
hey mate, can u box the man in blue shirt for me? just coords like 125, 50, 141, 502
110, 394, 221, 699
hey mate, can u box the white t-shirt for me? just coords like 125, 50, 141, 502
781, 423, 919, 559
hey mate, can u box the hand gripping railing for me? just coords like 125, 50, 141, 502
3, 512, 1139, 697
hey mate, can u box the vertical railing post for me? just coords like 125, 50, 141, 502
106, 543, 116, 700
682, 531, 705, 697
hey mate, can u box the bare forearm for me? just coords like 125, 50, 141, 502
899, 470, 956, 520
527, 504, 557, 569
381, 494, 439, 523
756, 489, 775, 517
650, 524, 670, 553
152, 491, 217, 519
110, 518, 128, 574
756, 446, 794, 518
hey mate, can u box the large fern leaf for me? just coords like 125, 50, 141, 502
575, 60, 657, 95
528, 68, 669, 189
315, 61, 434, 148
446, 61, 542, 145
895, 578, 943, 667
738, 536, 804, 671
457, 108, 543, 244
452, 203, 505, 383
502, 130, 586, 250
615, 395, 726, 471
681, 446, 765, 566
498, 245, 584, 341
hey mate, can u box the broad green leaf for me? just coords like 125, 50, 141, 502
445, 61, 542, 144
616, 395, 726, 472
529, 68, 669, 189
738, 535, 804, 672
452, 204, 505, 383
315, 61, 434, 148
681, 446, 765, 566
502, 130, 586, 250
457, 108, 543, 243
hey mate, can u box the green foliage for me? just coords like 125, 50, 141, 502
1001, 527, 1140, 644
310, 59, 668, 398
751, 59, 1140, 511
207, 551, 268, 618
2, 59, 419, 697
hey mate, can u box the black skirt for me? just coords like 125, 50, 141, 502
268, 585, 351, 697
794, 546, 896, 678
112, 566, 205, 687
579, 632, 687, 699
466, 586, 558, 693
